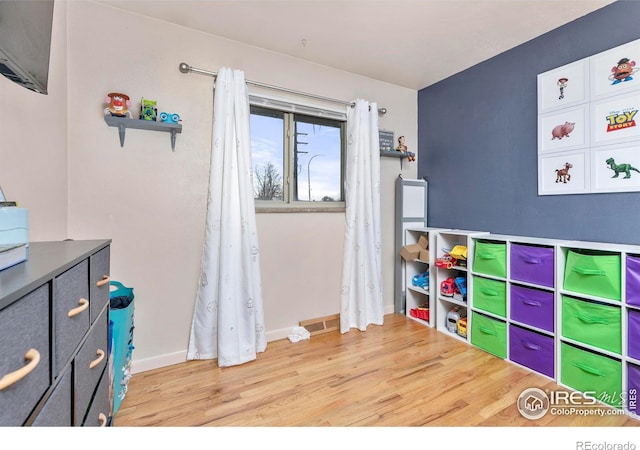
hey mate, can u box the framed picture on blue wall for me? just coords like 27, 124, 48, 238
590, 38, 640, 101
538, 150, 589, 195
592, 143, 640, 193
538, 58, 589, 114
538, 105, 588, 154
591, 93, 640, 147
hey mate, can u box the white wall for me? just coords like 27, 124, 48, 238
4, 1, 419, 372
0, 1, 68, 241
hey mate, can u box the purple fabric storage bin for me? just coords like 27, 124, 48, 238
509, 325, 554, 378
510, 244, 554, 288
629, 310, 640, 360
626, 255, 640, 306
510, 284, 554, 332
628, 364, 640, 415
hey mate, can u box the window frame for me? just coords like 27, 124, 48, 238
250, 103, 347, 213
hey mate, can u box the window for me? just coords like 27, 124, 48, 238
250, 104, 346, 211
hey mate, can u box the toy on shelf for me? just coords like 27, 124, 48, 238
446, 306, 466, 334
104, 92, 133, 118
410, 304, 430, 321
456, 317, 468, 338
412, 271, 430, 290
159, 112, 181, 124
396, 135, 416, 162
440, 277, 456, 297
449, 245, 468, 263
454, 277, 467, 301
140, 98, 158, 121
436, 254, 457, 269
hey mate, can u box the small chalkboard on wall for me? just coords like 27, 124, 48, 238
379, 129, 395, 153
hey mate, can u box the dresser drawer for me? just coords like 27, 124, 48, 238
563, 250, 621, 301
30, 365, 72, 427
510, 284, 554, 332
82, 368, 110, 427
473, 240, 507, 278
509, 325, 554, 378
471, 312, 506, 359
472, 276, 506, 317
510, 243, 555, 287
0, 284, 50, 426
54, 259, 90, 375
74, 305, 109, 425
560, 342, 622, 408
561, 295, 621, 354
90, 246, 110, 325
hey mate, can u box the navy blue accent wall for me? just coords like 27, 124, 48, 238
418, 0, 640, 245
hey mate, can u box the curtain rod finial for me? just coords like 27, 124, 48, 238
378, 107, 387, 115
179, 62, 191, 74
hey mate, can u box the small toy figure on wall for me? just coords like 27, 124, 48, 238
396, 136, 415, 161
104, 92, 133, 118
159, 112, 181, 124
140, 98, 158, 121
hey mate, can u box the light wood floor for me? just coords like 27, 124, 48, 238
114, 314, 638, 427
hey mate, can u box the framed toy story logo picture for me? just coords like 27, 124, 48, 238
538, 38, 640, 195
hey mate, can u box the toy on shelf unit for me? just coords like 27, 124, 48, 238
410, 304, 430, 321
454, 277, 467, 299
412, 272, 430, 290
440, 277, 456, 297
396, 136, 416, 162
446, 306, 466, 334
104, 92, 132, 118
436, 254, 457, 269
159, 112, 181, 124
456, 317, 468, 338
140, 98, 158, 121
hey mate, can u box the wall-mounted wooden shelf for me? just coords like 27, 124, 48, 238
104, 116, 183, 151
380, 150, 408, 168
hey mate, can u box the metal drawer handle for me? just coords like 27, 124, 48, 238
99, 413, 107, 427
68, 298, 89, 318
0, 349, 41, 391
89, 349, 105, 369
96, 275, 110, 287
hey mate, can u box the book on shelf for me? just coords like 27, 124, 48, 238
0, 243, 27, 271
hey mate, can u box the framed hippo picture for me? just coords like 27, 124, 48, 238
538, 106, 588, 154
538, 38, 640, 195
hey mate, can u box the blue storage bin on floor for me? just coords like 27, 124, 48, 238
109, 281, 135, 415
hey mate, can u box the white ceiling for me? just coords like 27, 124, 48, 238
95, 0, 616, 90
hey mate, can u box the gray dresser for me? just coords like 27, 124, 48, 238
0, 239, 112, 426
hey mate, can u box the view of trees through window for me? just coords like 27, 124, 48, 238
250, 106, 344, 205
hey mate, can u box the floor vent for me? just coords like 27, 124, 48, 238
299, 314, 340, 336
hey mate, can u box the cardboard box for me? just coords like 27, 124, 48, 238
418, 234, 429, 249
419, 249, 430, 262
400, 243, 422, 261
0, 207, 28, 246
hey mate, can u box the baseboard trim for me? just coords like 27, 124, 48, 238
130, 306, 394, 374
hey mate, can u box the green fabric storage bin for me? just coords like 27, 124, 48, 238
472, 276, 506, 317
563, 250, 621, 301
561, 296, 621, 354
471, 312, 506, 359
561, 342, 622, 408
473, 240, 507, 278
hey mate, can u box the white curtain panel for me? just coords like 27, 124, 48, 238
187, 67, 266, 367
340, 99, 384, 333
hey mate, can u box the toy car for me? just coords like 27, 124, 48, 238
440, 277, 456, 296
435, 254, 457, 269
454, 277, 467, 297
412, 272, 429, 289
446, 306, 466, 333
457, 317, 468, 338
